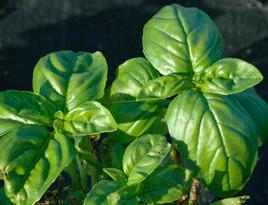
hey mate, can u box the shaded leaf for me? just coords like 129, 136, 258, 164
0, 90, 55, 126
209, 195, 250, 205
233, 88, 268, 145
83, 180, 121, 205
0, 121, 76, 205
139, 165, 192, 204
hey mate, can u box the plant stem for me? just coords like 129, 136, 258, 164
89, 135, 101, 187
188, 179, 200, 205
171, 146, 181, 165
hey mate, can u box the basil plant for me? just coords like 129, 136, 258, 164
0, 3, 267, 205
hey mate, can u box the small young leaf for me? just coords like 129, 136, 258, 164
122, 134, 171, 185
83, 180, 122, 205
143, 4, 222, 75
0, 90, 55, 126
209, 195, 250, 205
54, 101, 117, 136
139, 165, 192, 204
165, 90, 258, 197
0, 121, 76, 205
197, 58, 263, 95
104, 168, 127, 184
137, 73, 194, 100
33, 50, 107, 111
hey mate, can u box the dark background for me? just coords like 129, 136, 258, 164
0, 0, 267, 204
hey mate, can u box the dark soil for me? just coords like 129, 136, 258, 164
0, 0, 267, 204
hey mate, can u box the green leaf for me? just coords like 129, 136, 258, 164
0, 188, 12, 205
109, 100, 163, 137
109, 57, 164, 136
209, 195, 250, 205
103, 168, 127, 184
196, 58, 263, 95
122, 134, 171, 185
100, 139, 126, 170
54, 101, 117, 136
138, 73, 194, 100
110, 57, 159, 102
233, 89, 268, 145
33, 50, 107, 111
84, 180, 122, 205
165, 90, 258, 197
0, 121, 76, 205
143, 4, 222, 75
0, 90, 55, 126
139, 165, 192, 204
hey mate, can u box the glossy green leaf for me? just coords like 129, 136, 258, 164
165, 90, 258, 197
54, 101, 117, 136
0, 121, 76, 205
122, 134, 171, 185
0, 90, 55, 126
138, 73, 194, 100
209, 195, 250, 205
84, 180, 122, 205
233, 88, 268, 145
103, 168, 127, 184
109, 57, 164, 136
110, 57, 159, 102
196, 58, 263, 95
109, 101, 163, 137
143, 4, 222, 75
139, 165, 192, 204
33, 50, 107, 111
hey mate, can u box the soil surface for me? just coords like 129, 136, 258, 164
0, 0, 268, 204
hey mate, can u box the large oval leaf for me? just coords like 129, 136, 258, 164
233, 89, 268, 145
196, 58, 263, 95
165, 90, 258, 196
122, 134, 171, 185
109, 58, 164, 136
54, 101, 117, 136
33, 50, 107, 111
143, 4, 222, 75
0, 121, 76, 205
138, 73, 194, 100
0, 90, 55, 126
